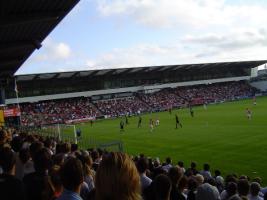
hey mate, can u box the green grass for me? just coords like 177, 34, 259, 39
74, 96, 267, 183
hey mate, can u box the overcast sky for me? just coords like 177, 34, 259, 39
16, 0, 267, 75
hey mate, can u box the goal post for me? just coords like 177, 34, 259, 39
40, 124, 77, 144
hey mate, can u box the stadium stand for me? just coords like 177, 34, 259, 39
11, 81, 257, 126
0, 129, 267, 200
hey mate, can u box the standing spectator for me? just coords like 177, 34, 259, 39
58, 157, 84, 200
162, 157, 172, 172
248, 182, 264, 200
137, 157, 152, 192
95, 152, 141, 200
23, 148, 52, 200
200, 163, 212, 180
0, 147, 25, 200
154, 174, 172, 200
168, 167, 184, 200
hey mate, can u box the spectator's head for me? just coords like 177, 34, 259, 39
191, 161, 197, 169
214, 170, 221, 177
166, 157, 172, 165
60, 157, 84, 192
61, 143, 71, 154
33, 147, 52, 172
250, 182, 261, 197
29, 141, 44, 159
153, 174, 172, 200
168, 167, 183, 186
71, 143, 78, 152
226, 182, 237, 197
178, 175, 188, 192
203, 163, 210, 171
95, 152, 141, 200
196, 183, 220, 200
188, 177, 198, 191
137, 157, 148, 174
0, 147, 16, 174
177, 161, 184, 168
10, 136, 23, 152
237, 179, 250, 196
19, 148, 31, 164
195, 174, 204, 186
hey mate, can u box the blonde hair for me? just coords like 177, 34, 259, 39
95, 152, 141, 200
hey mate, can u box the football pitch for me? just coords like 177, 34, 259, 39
76, 96, 267, 183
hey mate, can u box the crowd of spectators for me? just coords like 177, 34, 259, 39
14, 81, 256, 126
0, 127, 267, 200
94, 97, 150, 118
20, 97, 101, 126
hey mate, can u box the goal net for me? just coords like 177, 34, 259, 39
40, 124, 77, 144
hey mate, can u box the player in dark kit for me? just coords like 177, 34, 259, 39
125, 115, 129, 125
175, 114, 182, 129
138, 115, 142, 128
120, 120, 125, 132
190, 106, 194, 117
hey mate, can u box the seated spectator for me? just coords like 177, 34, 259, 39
0, 147, 25, 200
248, 182, 264, 200
195, 183, 220, 200
57, 157, 84, 200
95, 152, 141, 200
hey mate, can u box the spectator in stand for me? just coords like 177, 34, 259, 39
168, 167, 184, 200
94, 152, 141, 200
153, 174, 172, 200
137, 157, 152, 192
162, 157, 172, 172
23, 147, 52, 200
187, 177, 198, 200
185, 162, 199, 176
238, 179, 250, 198
248, 182, 264, 200
0, 147, 25, 200
195, 183, 220, 200
200, 163, 212, 180
178, 161, 186, 173
58, 157, 84, 200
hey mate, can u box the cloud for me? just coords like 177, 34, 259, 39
33, 39, 71, 62
95, 0, 267, 29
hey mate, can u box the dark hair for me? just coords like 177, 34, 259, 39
226, 182, 237, 197
60, 157, 84, 191
71, 143, 78, 152
19, 148, 31, 164
178, 161, 184, 168
168, 167, 183, 186
153, 174, 172, 200
188, 177, 198, 191
33, 148, 52, 172
137, 157, 148, 174
10, 136, 23, 152
203, 163, 210, 171
29, 141, 44, 159
191, 162, 197, 169
250, 182, 261, 196
214, 170, 221, 177
166, 157, 171, 164
237, 179, 250, 196
0, 147, 16, 172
